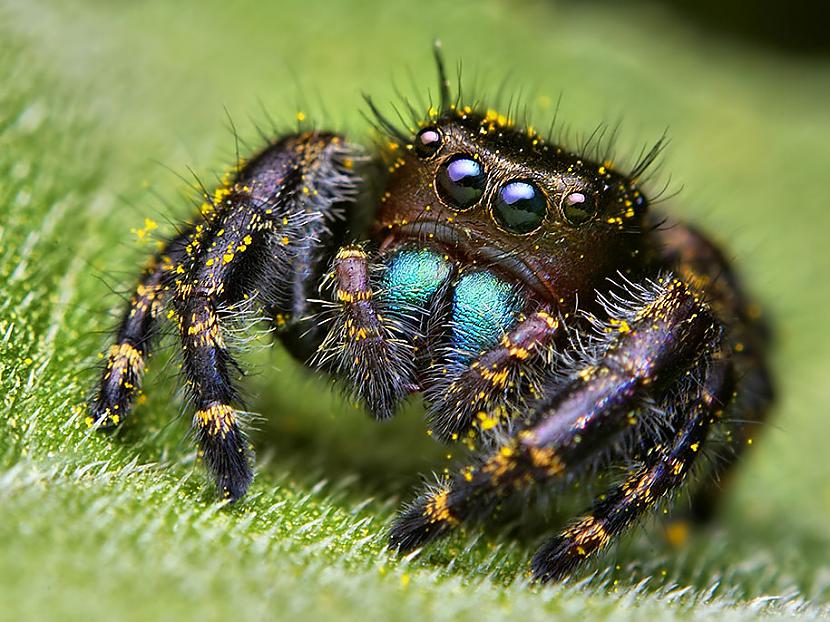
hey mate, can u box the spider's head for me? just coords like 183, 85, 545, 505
373, 106, 659, 303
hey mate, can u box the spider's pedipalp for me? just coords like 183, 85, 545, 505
424, 309, 560, 441
314, 245, 455, 419
314, 245, 415, 419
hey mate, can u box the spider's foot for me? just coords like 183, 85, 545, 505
206, 438, 253, 503
389, 487, 460, 552
87, 341, 147, 429
530, 517, 608, 583
216, 462, 253, 504
85, 403, 126, 430
531, 538, 581, 583
194, 403, 253, 503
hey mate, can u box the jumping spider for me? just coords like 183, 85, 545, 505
89, 47, 773, 582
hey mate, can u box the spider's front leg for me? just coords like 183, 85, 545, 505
391, 277, 729, 581
88, 230, 190, 427
90, 132, 360, 501
530, 359, 733, 581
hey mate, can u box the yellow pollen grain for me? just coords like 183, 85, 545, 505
131, 217, 158, 243
476, 411, 499, 431
610, 318, 631, 334
664, 520, 691, 548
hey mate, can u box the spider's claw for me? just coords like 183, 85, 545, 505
87, 395, 123, 429
212, 448, 253, 503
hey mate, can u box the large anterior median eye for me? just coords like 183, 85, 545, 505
435, 154, 486, 211
492, 180, 547, 234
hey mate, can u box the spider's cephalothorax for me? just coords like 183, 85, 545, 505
88, 48, 773, 582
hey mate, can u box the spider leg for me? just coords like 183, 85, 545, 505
655, 223, 774, 522
390, 277, 723, 558
91, 132, 360, 501
88, 230, 190, 428
531, 358, 733, 581
688, 356, 771, 522
173, 198, 262, 501
174, 133, 360, 501
424, 309, 561, 441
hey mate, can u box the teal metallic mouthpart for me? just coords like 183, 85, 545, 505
380, 248, 452, 309
450, 270, 521, 362
379, 250, 522, 364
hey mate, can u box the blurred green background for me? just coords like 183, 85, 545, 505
1, 1, 829, 620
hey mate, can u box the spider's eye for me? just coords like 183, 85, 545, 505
436, 154, 486, 211
561, 191, 597, 226
414, 127, 442, 158
492, 180, 547, 234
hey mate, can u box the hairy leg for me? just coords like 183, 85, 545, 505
314, 245, 454, 419
390, 277, 723, 559
424, 310, 560, 441
90, 131, 360, 501
532, 359, 733, 581
175, 133, 360, 500
655, 222, 774, 521
88, 230, 190, 427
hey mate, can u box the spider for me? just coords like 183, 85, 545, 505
88, 46, 773, 582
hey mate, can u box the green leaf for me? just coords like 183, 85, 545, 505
2, 1, 829, 620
